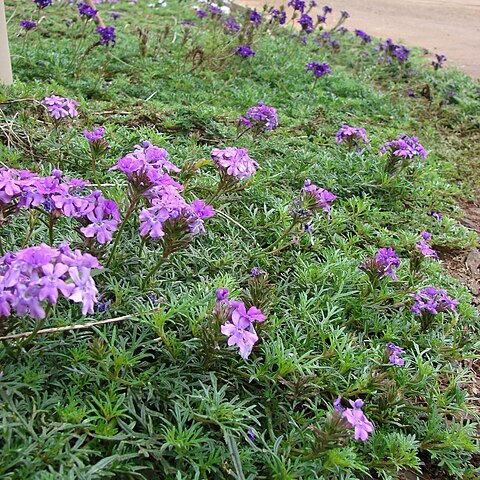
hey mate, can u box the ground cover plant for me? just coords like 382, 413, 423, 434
1, 0, 480, 478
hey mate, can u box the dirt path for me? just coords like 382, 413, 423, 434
235, 0, 480, 78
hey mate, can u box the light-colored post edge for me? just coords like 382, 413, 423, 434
0, 0, 13, 85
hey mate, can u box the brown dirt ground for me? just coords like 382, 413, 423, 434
235, 0, 480, 78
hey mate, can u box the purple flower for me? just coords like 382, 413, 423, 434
432, 212, 442, 222
432, 54, 447, 70
355, 29, 371, 43
271, 9, 286, 25
20, 20, 37, 30
251, 267, 261, 277
342, 400, 374, 441
316, 14, 326, 23
34, 0, 52, 8
97, 26, 116, 46
110, 12, 121, 21
322, 5, 332, 14
216, 288, 230, 302
42, 95, 79, 120
239, 102, 278, 133
249, 9, 262, 27
84, 127, 105, 142
415, 240, 438, 259
77, 3, 98, 18
223, 16, 239, 33
306, 61, 331, 77
411, 286, 458, 316
80, 200, 119, 244
196, 9, 207, 18
235, 45, 256, 58
386, 342, 405, 366
360, 247, 400, 280
208, 4, 223, 17
333, 397, 344, 412
298, 13, 314, 33
380, 135, 427, 161
302, 179, 336, 216
340, 10, 350, 19
211, 147, 258, 180
379, 39, 410, 62
221, 300, 265, 359
68, 267, 99, 315
335, 124, 369, 150
288, 0, 306, 12
247, 429, 257, 442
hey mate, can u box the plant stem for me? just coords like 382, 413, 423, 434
141, 247, 170, 289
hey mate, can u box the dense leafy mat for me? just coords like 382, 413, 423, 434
1, 1, 480, 478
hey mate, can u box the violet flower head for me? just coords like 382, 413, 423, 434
411, 286, 458, 316
288, 0, 306, 12
317, 14, 326, 24
249, 9, 262, 27
208, 4, 223, 18
432, 212, 443, 222
223, 16, 240, 33
42, 95, 79, 120
306, 61, 331, 77
340, 10, 350, 19
212, 147, 259, 181
77, 3, 98, 18
342, 401, 374, 441
386, 342, 405, 366
333, 397, 344, 412
221, 300, 265, 359
97, 26, 116, 46
298, 13, 314, 33
216, 288, 229, 302
20, 20, 37, 30
110, 12, 121, 21
34, 0, 52, 8
301, 179, 336, 216
196, 9, 207, 18
432, 54, 447, 70
360, 247, 400, 281
416, 239, 438, 259
239, 102, 278, 133
379, 38, 410, 62
322, 5, 332, 14
84, 127, 105, 143
335, 124, 369, 150
271, 9, 286, 24
380, 135, 427, 161
235, 45, 256, 58
355, 29, 371, 43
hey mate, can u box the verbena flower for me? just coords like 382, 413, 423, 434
238, 102, 278, 133
208, 4, 223, 18
110, 12, 121, 21
0, 243, 101, 319
211, 147, 258, 181
223, 16, 240, 33
335, 124, 369, 150
301, 179, 336, 216
379, 39, 410, 62
355, 29, 371, 43
288, 0, 306, 12
216, 288, 229, 302
333, 398, 374, 442
416, 239, 438, 259
196, 9, 207, 18
432, 212, 442, 221
220, 298, 265, 359
271, 9, 286, 24
432, 54, 447, 70
410, 286, 458, 316
235, 45, 255, 58
386, 342, 405, 366
317, 14, 326, 23
34, 0, 52, 8
249, 9, 262, 27
77, 3, 98, 18
360, 247, 400, 281
306, 61, 331, 77
20, 20, 37, 30
380, 135, 427, 160
42, 95, 79, 120
97, 26, 116, 46
298, 13, 314, 33
84, 127, 105, 143
322, 5, 332, 14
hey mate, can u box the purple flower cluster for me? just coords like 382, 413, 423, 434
334, 398, 374, 442
306, 61, 331, 77
84, 127, 105, 143
42, 95, 79, 120
360, 247, 400, 280
249, 9, 262, 27
432, 54, 447, 71
335, 124, 369, 150
416, 231, 438, 259
235, 45, 256, 58
386, 342, 405, 366
302, 179, 337, 216
238, 102, 278, 133
355, 29, 371, 43
0, 243, 100, 319
218, 289, 266, 359
20, 20, 37, 30
223, 16, 240, 34
0, 168, 119, 244
97, 26, 116, 46
380, 135, 427, 161
34, 0, 52, 8
77, 3, 98, 18
196, 9, 207, 18
288, 0, 306, 13
379, 39, 410, 62
139, 187, 214, 239
322, 5, 332, 14
271, 9, 286, 25
411, 287, 458, 316
211, 147, 258, 181
298, 13, 314, 34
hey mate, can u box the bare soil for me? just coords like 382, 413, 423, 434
235, 0, 480, 78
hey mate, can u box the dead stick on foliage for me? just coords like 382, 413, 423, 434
0, 314, 134, 341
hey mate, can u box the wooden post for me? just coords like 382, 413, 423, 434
0, 0, 13, 85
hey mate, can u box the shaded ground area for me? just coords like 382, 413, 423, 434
236, 0, 480, 77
